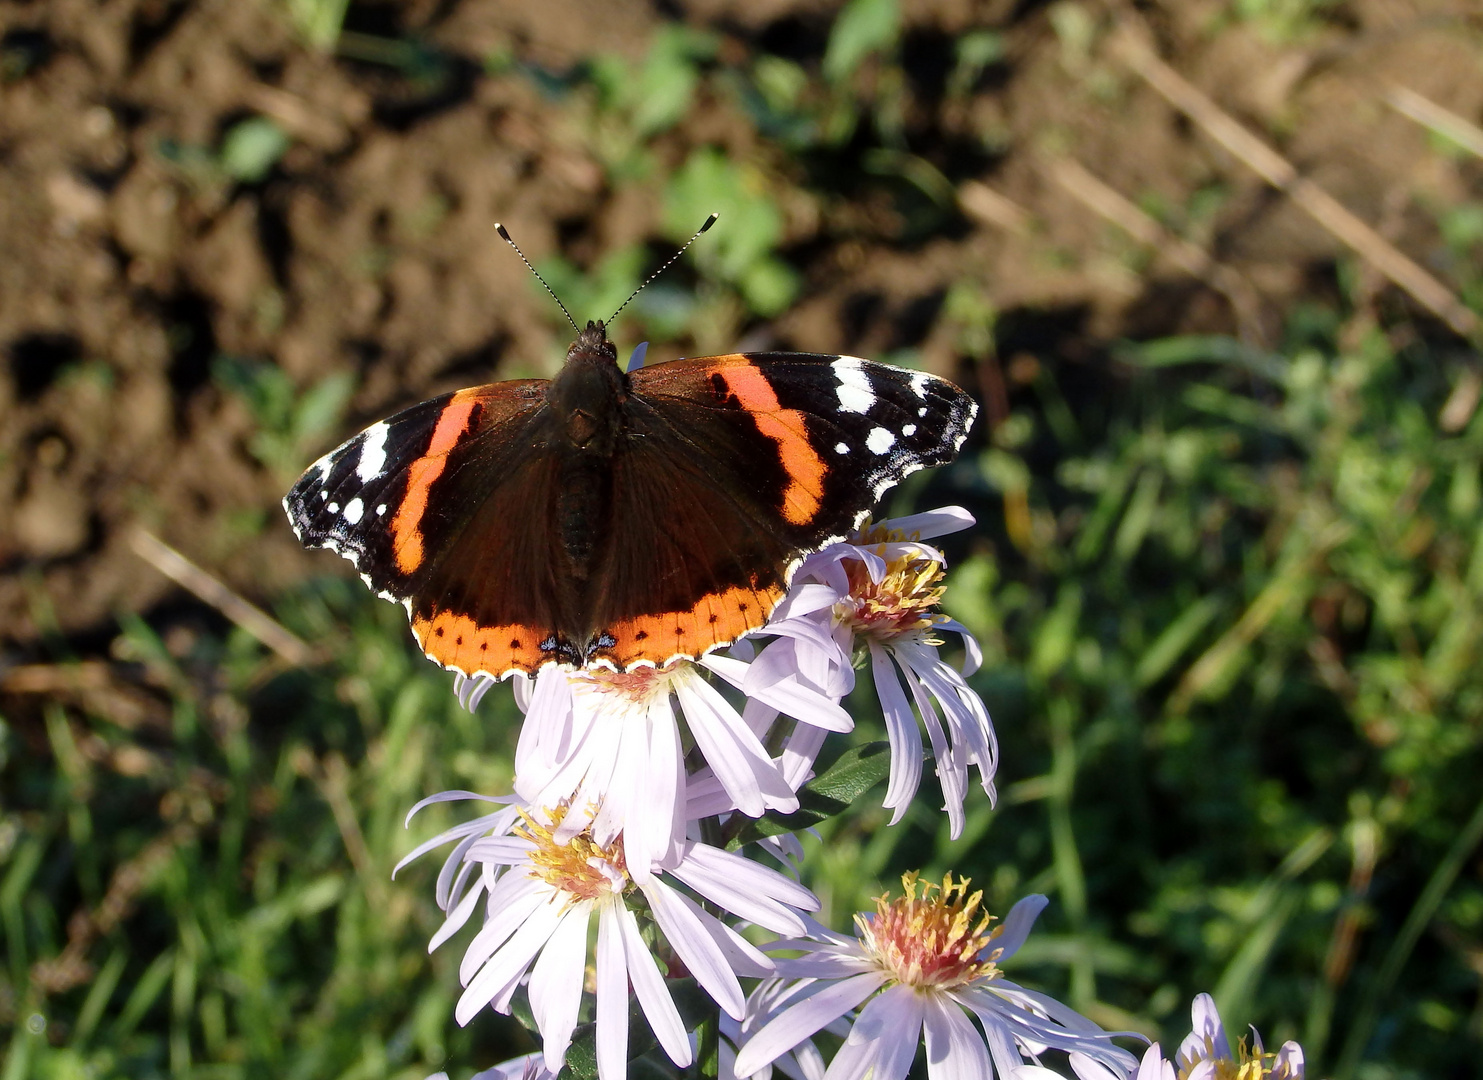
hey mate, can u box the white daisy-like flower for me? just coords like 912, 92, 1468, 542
403, 792, 819, 1080
733, 872, 1138, 1080
1176, 993, 1303, 1080
746, 507, 997, 837
511, 658, 850, 877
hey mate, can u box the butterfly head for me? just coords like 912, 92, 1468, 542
568, 320, 618, 367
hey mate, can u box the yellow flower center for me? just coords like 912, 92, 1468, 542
857, 872, 1002, 990
515, 804, 628, 901
836, 522, 948, 642
1180, 1036, 1288, 1080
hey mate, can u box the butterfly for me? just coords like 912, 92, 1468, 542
283, 227, 977, 680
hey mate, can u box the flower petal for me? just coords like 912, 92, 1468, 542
923, 994, 991, 1080
900, 652, 967, 838
990, 895, 1048, 963
882, 506, 975, 539
456, 891, 562, 1025
869, 643, 923, 822
1273, 1041, 1304, 1080
935, 618, 983, 678
826, 984, 923, 1080
595, 901, 629, 1080
642, 877, 746, 1018
734, 971, 884, 1077
617, 899, 691, 1066
459, 874, 548, 982
671, 842, 818, 932
529, 902, 592, 1073
675, 672, 797, 816
429, 874, 487, 952
1178, 994, 1231, 1069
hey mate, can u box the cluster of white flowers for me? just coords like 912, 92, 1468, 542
405, 509, 1310, 1080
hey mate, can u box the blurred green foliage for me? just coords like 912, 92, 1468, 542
218, 120, 292, 185
5, 4, 1483, 1080
212, 357, 356, 486
282, 0, 350, 51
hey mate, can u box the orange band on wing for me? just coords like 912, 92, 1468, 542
391, 389, 481, 574
412, 610, 549, 676
712, 363, 826, 527
591, 581, 786, 670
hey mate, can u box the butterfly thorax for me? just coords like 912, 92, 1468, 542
548, 321, 626, 453
546, 321, 626, 592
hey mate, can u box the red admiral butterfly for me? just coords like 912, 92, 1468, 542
284, 226, 977, 679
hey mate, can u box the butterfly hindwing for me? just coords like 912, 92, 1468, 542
583, 389, 798, 669
406, 444, 571, 677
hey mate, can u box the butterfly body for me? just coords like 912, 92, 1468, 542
285, 322, 977, 678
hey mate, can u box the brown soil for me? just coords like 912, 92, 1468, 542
1, 0, 1479, 647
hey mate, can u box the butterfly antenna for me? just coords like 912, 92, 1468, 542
495, 223, 580, 333
606, 212, 719, 325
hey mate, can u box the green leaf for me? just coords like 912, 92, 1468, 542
727, 742, 892, 846
219, 117, 290, 183
739, 256, 800, 317
664, 149, 782, 284
631, 27, 718, 136
823, 0, 900, 83
1116, 334, 1286, 382
286, 0, 350, 50
1133, 594, 1223, 687
290, 371, 356, 458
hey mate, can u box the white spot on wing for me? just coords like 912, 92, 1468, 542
356, 422, 390, 482
866, 427, 895, 454
327, 502, 339, 514
343, 497, 364, 524
918, 406, 927, 417
835, 441, 850, 454
832, 357, 875, 414
376, 504, 387, 516
903, 423, 917, 436
909, 370, 933, 398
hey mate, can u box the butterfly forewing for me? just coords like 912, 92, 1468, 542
629, 352, 977, 549
283, 379, 548, 606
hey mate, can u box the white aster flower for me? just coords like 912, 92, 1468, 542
1176, 994, 1303, 1080
734, 873, 1137, 1080
512, 659, 849, 877
746, 507, 997, 837
403, 793, 819, 1080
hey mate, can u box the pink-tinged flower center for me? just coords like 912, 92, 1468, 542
573, 663, 686, 708
856, 872, 1002, 990
516, 805, 628, 901
836, 531, 949, 642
